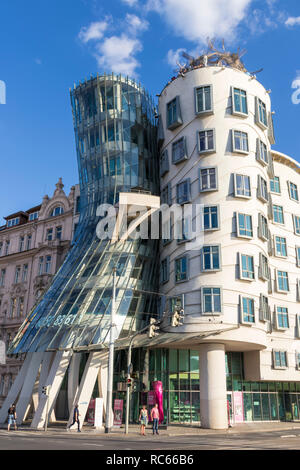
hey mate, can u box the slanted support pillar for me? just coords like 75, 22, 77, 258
199, 343, 228, 430
67, 353, 81, 415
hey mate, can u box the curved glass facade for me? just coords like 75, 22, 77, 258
8, 74, 159, 354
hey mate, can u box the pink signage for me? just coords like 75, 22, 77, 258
152, 380, 164, 424
147, 391, 156, 406
113, 399, 123, 427
233, 392, 244, 423
86, 399, 95, 424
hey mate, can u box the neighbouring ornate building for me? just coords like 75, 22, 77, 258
0, 179, 80, 405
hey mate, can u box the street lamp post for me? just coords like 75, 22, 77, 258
105, 266, 117, 433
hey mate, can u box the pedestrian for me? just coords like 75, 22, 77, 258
151, 403, 160, 435
7, 403, 17, 431
139, 405, 148, 436
67, 403, 81, 432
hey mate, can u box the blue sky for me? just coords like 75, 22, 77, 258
0, 0, 300, 224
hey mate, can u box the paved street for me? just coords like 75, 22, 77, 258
2, 426, 300, 450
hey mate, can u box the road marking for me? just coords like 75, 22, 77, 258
81, 443, 104, 447
280, 435, 296, 438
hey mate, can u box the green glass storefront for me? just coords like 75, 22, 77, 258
108, 348, 300, 424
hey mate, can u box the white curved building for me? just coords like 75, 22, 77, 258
157, 65, 300, 428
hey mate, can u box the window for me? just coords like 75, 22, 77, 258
160, 257, 170, 284
56, 226, 62, 240
19, 236, 25, 252
203, 205, 219, 231
201, 245, 221, 272
5, 241, 10, 256
270, 176, 280, 194
167, 96, 182, 130
46, 228, 53, 241
26, 235, 32, 251
22, 264, 28, 283
160, 149, 169, 176
256, 97, 268, 128
273, 350, 288, 369
276, 270, 289, 292
50, 206, 64, 217
240, 296, 255, 324
273, 205, 284, 224
257, 139, 268, 165
293, 215, 300, 235
17, 297, 24, 318
7, 217, 20, 227
259, 294, 270, 321
0, 269, 6, 287
29, 211, 39, 221
169, 295, 184, 317
232, 130, 249, 154
234, 174, 251, 198
257, 175, 268, 202
296, 246, 300, 267
199, 167, 217, 192
195, 85, 213, 114
237, 213, 253, 238
232, 87, 248, 115
258, 253, 269, 281
172, 137, 187, 164
288, 182, 299, 202
276, 307, 289, 329
258, 213, 268, 241
175, 256, 188, 282
176, 179, 191, 205
162, 218, 172, 245
45, 255, 52, 274
14, 266, 21, 284
239, 254, 255, 280
274, 236, 287, 257
296, 352, 300, 370
197, 129, 215, 154
38, 257, 44, 275
201, 287, 222, 314
9, 298, 17, 318
161, 183, 171, 206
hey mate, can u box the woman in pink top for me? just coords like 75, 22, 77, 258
151, 403, 160, 435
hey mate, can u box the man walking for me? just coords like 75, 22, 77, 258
151, 403, 160, 435
7, 404, 17, 431
67, 404, 81, 432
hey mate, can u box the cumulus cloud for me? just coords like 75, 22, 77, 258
94, 34, 142, 76
125, 13, 148, 34
121, 0, 138, 6
167, 48, 187, 68
78, 21, 109, 43
285, 16, 300, 27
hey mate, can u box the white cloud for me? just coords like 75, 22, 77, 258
125, 13, 148, 34
121, 0, 138, 6
285, 16, 300, 27
78, 21, 109, 43
146, 0, 253, 45
95, 34, 142, 76
166, 48, 186, 67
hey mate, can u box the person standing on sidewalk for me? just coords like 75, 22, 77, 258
139, 405, 148, 436
67, 404, 81, 432
151, 403, 160, 435
7, 404, 17, 431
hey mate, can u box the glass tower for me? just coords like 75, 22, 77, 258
8, 73, 159, 355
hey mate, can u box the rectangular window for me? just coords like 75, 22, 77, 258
234, 174, 251, 198
293, 215, 300, 235
296, 246, 300, 267
175, 256, 188, 283
270, 176, 280, 194
274, 236, 287, 257
162, 218, 172, 245
232, 87, 248, 115
22, 264, 28, 283
0, 269, 6, 287
241, 296, 255, 324
276, 270, 289, 292
273, 350, 288, 369
202, 245, 221, 271
17, 297, 24, 318
9, 298, 17, 318
240, 254, 255, 280
14, 266, 21, 284
257, 175, 268, 202
199, 167, 217, 192
198, 129, 215, 154
257, 139, 268, 165
176, 179, 191, 205
195, 85, 213, 114
56, 226, 62, 240
38, 257, 44, 275
160, 149, 169, 176
256, 97, 268, 128
259, 294, 270, 321
160, 257, 170, 284
19, 237, 25, 252
259, 253, 269, 281
7, 217, 20, 228
26, 235, 32, 251
232, 130, 249, 154
172, 137, 187, 164
276, 306, 289, 329
296, 352, 300, 370
29, 211, 39, 221
258, 213, 268, 241
288, 181, 299, 202
5, 241, 10, 256
237, 213, 253, 238
203, 205, 219, 231
0, 242, 2, 256
167, 96, 182, 130
46, 228, 53, 241
273, 205, 284, 224
161, 183, 171, 206
201, 287, 222, 314
45, 255, 52, 274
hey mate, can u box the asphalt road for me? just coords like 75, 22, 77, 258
1, 428, 300, 451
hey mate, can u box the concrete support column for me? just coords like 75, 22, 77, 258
67, 353, 81, 415
99, 354, 108, 422
199, 343, 228, 430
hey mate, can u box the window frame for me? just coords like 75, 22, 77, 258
199, 167, 218, 192
232, 129, 249, 155
239, 253, 255, 281
197, 128, 216, 155
276, 269, 289, 293
273, 350, 288, 370
240, 295, 255, 325
275, 306, 289, 330
270, 176, 281, 194
258, 213, 269, 241
201, 244, 221, 272
160, 149, 169, 177
172, 136, 188, 164
255, 97, 268, 129
256, 139, 269, 166
166, 96, 182, 130
273, 204, 284, 225
203, 205, 220, 232
288, 181, 299, 202
257, 175, 269, 203
234, 173, 251, 199
231, 86, 248, 117
200, 286, 222, 315
274, 235, 287, 258
175, 255, 189, 283
236, 212, 253, 239
176, 179, 191, 205
195, 84, 213, 115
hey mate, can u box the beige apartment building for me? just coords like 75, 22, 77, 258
0, 178, 79, 406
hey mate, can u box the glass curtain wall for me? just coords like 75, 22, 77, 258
8, 74, 159, 355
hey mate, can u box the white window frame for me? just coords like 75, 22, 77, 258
199, 167, 218, 192
256, 139, 269, 166
240, 296, 255, 325
166, 96, 182, 130
295, 351, 300, 370
259, 293, 270, 322
231, 87, 248, 117
172, 137, 188, 164
239, 253, 255, 281
275, 306, 289, 330
195, 85, 213, 115
160, 149, 169, 177
257, 175, 268, 203
197, 128, 216, 155
232, 130, 249, 154
273, 204, 284, 225
273, 350, 288, 370
203, 205, 220, 231
201, 245, 221, 272
258, 252, 269, 281
276, 269, 289, 293
293, 215, 300, 235
288, 181, 299, 202
234, 174, 251, 199
296, 246, 300, 267
236, 212, 253, 239
258, 213, 269, 241
274, 235, 287, 258
270, 176, 281, 194
175, 255, 189, 283
200, 286, 222, 315
255, 97, 268, 129
176, 179, 191, 205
